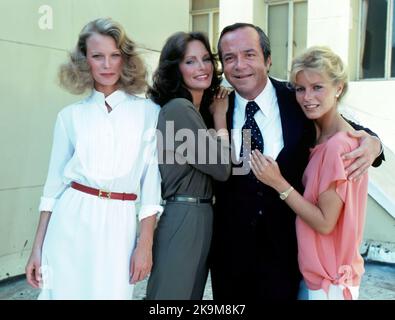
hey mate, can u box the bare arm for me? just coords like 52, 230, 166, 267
270, 179, 343, 234
129, 214, 156, 284
25, 211, 52, 288
250, 151, 343, 234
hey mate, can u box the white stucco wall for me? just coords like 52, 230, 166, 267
219, 0, 254, 29
306, 0, 352, 62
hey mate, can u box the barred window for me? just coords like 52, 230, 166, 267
359, 0, 395, 79
266, 0, 307, 80
190, 0, 219, 52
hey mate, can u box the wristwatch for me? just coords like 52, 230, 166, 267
279, 186, 294, 200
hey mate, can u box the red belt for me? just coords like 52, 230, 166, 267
71, 182, 137, 201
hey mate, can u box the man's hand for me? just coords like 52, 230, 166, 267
342, 130, 381, 181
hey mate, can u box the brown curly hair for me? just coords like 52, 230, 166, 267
147, 31, 221, 108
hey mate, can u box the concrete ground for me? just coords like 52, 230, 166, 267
0, 261, 394, 300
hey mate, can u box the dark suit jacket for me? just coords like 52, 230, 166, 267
208, 78, 314, 300
206, 77, 384, 301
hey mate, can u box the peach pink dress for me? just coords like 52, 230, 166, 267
296, 131, 368, 300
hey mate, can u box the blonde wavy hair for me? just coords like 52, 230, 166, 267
290, 46, 348, 101
59, 18, 147, 95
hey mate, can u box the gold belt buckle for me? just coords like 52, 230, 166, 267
98, 189, 111, 199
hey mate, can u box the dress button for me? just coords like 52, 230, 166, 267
257, 191, 263, 197
258, 210, 263, 215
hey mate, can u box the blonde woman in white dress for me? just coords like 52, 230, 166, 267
25, 18, 163, 300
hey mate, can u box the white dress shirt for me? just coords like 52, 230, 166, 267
232, 78, 284, 161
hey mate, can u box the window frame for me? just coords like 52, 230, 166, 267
357, 0, 394, 80
265, 0, 307, 80
189, 1, 219, 52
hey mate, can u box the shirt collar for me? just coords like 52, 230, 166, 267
90, 89, 128, 110
235, 78, 275, 118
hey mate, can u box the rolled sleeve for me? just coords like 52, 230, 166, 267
138, 204, 163, 221
138, 127, 163, 221
39, 113, 74, 213
38, 196, 58, 212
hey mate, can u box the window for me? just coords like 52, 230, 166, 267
190, 0, 219, 52
359, 0, 395, 79
266, 0, 307, 80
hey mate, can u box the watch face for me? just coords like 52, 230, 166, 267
279, 186, 293, 200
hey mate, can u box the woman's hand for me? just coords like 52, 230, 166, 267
250, 150, 287, 190
25, 249, 42, 288
209, 86, 232, 117
216, 86, 232, 99
129, 240, 153, 285
129, 215, 156, 284
210, 86, 232, 132
25, 211, 52, 289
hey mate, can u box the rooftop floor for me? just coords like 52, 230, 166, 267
0, 261, 394, 300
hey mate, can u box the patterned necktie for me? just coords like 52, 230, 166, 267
239, 101, 264, 181
105, 101, 112, 113
240, 101, 264, 158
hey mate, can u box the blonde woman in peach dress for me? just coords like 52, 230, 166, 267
250, 46, 371, 300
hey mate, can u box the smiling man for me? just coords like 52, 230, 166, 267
208, 22, 384, 301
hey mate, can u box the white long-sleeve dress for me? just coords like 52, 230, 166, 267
38, 89, 163, 300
